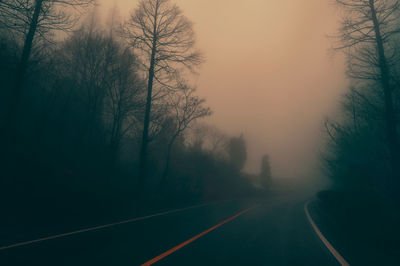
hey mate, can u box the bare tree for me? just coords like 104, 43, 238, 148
64, 26, 108, 142
335, 0, 400, 176
102, 38, 145, 168
162, 85, 211, 181
124, 0, 203, 180
1, 0, 94, 146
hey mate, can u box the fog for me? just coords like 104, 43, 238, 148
99, 0, 348, 178
2, 1, 400, 264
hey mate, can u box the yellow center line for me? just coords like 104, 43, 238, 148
142, 204, 260, 266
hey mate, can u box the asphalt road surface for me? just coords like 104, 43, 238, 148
1, 194, 340, 266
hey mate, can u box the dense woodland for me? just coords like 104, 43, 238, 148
0, 0, 271, 226
323, 0, 400, 206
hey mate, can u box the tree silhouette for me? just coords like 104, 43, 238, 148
335, 0, 400, 177
124, 0, 203, 181
162, 85, 211, 182
1, 0, 94, 146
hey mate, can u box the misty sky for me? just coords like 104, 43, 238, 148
99, 0, 348, 178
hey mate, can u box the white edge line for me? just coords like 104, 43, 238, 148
0, 202, 220, 251
305, 201, 350, 266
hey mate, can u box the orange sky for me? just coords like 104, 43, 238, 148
99, 0, 348, 178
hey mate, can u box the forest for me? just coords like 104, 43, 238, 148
1, 0, 400, 265
323, 0, 400, 201
0, 0, 271, 230
319, 2, 400, 251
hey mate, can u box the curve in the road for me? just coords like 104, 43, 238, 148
304, 201, 350, 266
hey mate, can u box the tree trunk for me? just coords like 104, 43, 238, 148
138, 47, 156, 182
138, 7, 159, 183
369, 0, 399, 178
6, 0, 43, 145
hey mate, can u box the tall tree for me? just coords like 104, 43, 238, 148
335, 0, 400, 177
102, 40, 145, 168
124, 0, 203, 181
1, 0, 94, 145
62, 26, 109, 147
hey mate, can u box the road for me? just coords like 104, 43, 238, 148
1, 194, 340, 266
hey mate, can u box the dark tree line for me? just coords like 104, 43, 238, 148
0, 0, 258, 228
0, 0, 95, 148
323, 0, 400, 201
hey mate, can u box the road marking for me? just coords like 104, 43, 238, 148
304, 201, 350, 266
141, 204, 260, 266
0, 202, 219, 251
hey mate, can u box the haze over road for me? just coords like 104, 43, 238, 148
1, 191, 340, 266
2, 0, 400, 265
99, 0, 347, 178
